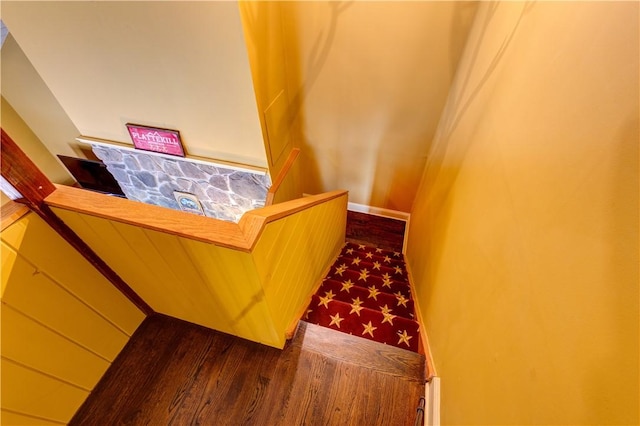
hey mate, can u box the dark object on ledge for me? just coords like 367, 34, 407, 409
58, 155, 125, 197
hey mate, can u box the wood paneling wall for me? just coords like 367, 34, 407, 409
1, 212, 145, 425
254, 194, 346, 333
47, 186, 347, 349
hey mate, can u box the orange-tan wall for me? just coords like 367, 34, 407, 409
407, 2, 638, 425
279, 1, 477, 211
1, 212, 145, 424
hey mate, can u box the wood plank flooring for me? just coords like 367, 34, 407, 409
72, 315, 425, 426
345, 210, 406, 253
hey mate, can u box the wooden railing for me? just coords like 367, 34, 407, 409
265, 148, 301, 206
45, 185, 348, 349
2, 128, 345, 423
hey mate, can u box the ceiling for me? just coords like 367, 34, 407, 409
1, 1, 477, 213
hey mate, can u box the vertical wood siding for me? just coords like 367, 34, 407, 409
253, 195, 347, 333
1, 213, 145, 425
49, 191, 347, 349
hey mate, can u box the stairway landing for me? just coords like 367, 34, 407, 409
71, 315, 424, 426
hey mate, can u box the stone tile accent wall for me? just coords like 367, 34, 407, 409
92, 145, 270, 222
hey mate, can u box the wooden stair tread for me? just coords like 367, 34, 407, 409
296, 321, 425, 382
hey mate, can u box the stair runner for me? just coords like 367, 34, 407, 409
305, 242, 420, 353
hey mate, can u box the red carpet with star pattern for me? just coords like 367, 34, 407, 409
305, 242, 420, 352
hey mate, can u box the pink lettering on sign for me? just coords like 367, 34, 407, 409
126, 124, 185, 157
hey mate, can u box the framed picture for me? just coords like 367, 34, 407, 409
173, 191, 205, 216
126, 123, 185, 157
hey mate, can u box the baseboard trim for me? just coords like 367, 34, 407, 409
302, 194, 410, 221
346, 201, 410, 222
404, 260, 437, 380
425, 376, 441, 426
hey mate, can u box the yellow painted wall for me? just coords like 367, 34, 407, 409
406, 2, 639, 425
50, 191, 347, 348
1, 212, 145, 424
239, 2, 299, 180
0, 97, 74, 185
2, 2, 267, 167
280, 1, 477, 211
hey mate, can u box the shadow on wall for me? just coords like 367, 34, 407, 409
406, 1, 534, 313
283, 1, 354, 197
365, 1, 479, 212
421, 1, 532, 223
448, 2, 480, 82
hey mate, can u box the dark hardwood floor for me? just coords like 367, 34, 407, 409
345, 210, 406, 253
72, 315, 425, 426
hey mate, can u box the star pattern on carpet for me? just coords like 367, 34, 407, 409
367, 285, 381, 300
382, 309, 397, 325
362, 321, 377, 337
380, 304, 393, 315
329, 313, 344, 328
306, 242, 420, 353
397, 330, 412, 346
341, 279, 354, 293
350, 297, 364, 316
358, 268, 370, 281
396, 293, 409, 307
335, 263, 348, 276
317, 290, 336, 309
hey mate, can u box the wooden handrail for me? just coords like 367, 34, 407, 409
1, 200, 30, 231
240, 189, 347, 251
265, 148, 300, 206
45, 185, 347, 252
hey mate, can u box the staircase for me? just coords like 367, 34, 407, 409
305, 242, 421, 353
